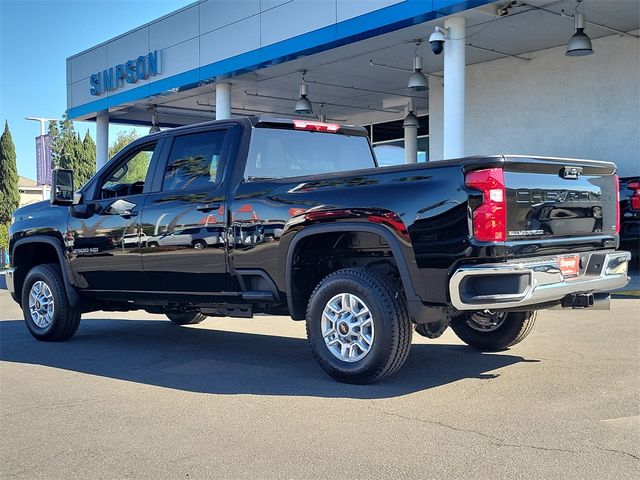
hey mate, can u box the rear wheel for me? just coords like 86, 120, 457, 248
166, 311, 207, 325
192, 240, 207, 250
22, 264, 81, 341
306, 268, 412, 384
450, 310, 537, 351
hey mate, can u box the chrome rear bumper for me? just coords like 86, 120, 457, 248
449, 250, 631, 311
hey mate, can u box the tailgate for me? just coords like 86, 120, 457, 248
503, 156, 617, 240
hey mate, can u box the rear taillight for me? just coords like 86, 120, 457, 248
615, 175, 620, 234
293, 120, 340, 133
465, 168, 507, 242
628, 180, 640, 211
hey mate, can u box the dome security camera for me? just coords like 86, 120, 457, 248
429, 27, 448, 55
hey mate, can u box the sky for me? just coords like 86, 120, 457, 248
0, 0, 193, 180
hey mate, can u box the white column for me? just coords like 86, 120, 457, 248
96, 112, 109, 170
215, 83, 231, 120
404, 127, 418, 163
443, 16, 465, 159
404, 117, 418, 164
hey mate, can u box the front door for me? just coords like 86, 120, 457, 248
68, 141, 159, 291
140, 128, 231, 295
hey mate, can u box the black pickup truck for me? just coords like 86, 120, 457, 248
6, 117, 630, 383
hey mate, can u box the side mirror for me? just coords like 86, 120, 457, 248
51, 169, 75, 206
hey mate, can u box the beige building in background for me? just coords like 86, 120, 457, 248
18, 176, 50, 207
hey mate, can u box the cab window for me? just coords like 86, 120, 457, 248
244, 128, 375, 180
100, 143, 156, 199
163, 130, 227, 192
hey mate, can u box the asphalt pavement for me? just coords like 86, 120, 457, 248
1, 288, 638, 479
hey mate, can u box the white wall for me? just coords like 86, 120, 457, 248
429, 31, 640, 176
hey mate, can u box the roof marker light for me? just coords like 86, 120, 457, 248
293, 120, 340, 133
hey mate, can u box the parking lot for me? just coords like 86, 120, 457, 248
1, 284, 638, 479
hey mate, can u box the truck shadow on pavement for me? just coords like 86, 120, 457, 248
0, 318, 538, 399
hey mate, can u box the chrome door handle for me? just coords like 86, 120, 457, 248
120, 210, 138, 218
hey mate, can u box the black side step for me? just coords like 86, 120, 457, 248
242, 290, 275, 302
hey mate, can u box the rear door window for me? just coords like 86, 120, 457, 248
163, 130, 227, 191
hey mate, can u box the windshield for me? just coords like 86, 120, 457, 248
244, 128, 376, 180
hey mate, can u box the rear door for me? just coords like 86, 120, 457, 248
140, 126, 235, 295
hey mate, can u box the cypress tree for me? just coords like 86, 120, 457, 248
83, 130, 96, 167
49, 117, 97, 188
0, 121, 20, 223
79, 130, 96, 186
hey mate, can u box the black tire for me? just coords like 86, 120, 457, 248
166, 311, 207, 325
192, 240, 207, 250
306, 268, 412, 384
450, 310, 537, 352
21, 264, 81, 341
147, 242, 159, 248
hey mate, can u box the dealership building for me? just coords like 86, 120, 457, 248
66, 0, 639, 175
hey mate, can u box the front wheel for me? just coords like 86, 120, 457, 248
305, 268, 412, 384
22, 264, 81, 341
450, 310, 537, 351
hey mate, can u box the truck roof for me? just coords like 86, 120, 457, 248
144, 115, 368, 139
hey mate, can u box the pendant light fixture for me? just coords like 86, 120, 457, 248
408, 56, 428, 91
294, 72, 313, 115
566, 0, 593, 56
149, 107, 161, 133
403, 109, 419, 128
295, 83, 313, 114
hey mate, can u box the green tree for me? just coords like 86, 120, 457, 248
0, 121, 20, 224
0, 222, 8, 267
49, 117, 75, 170
108, 130, 149, 184
77, 130, 96, 186
83, 130, 96, 166
48, 116, 96, 188
109, 129, 138, 158
0, 222, 8, 251
48, 120, 60, 168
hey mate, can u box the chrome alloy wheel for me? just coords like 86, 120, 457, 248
321, 293, 374, 363
28, 280, 55, 328
467, 311, 507, 332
